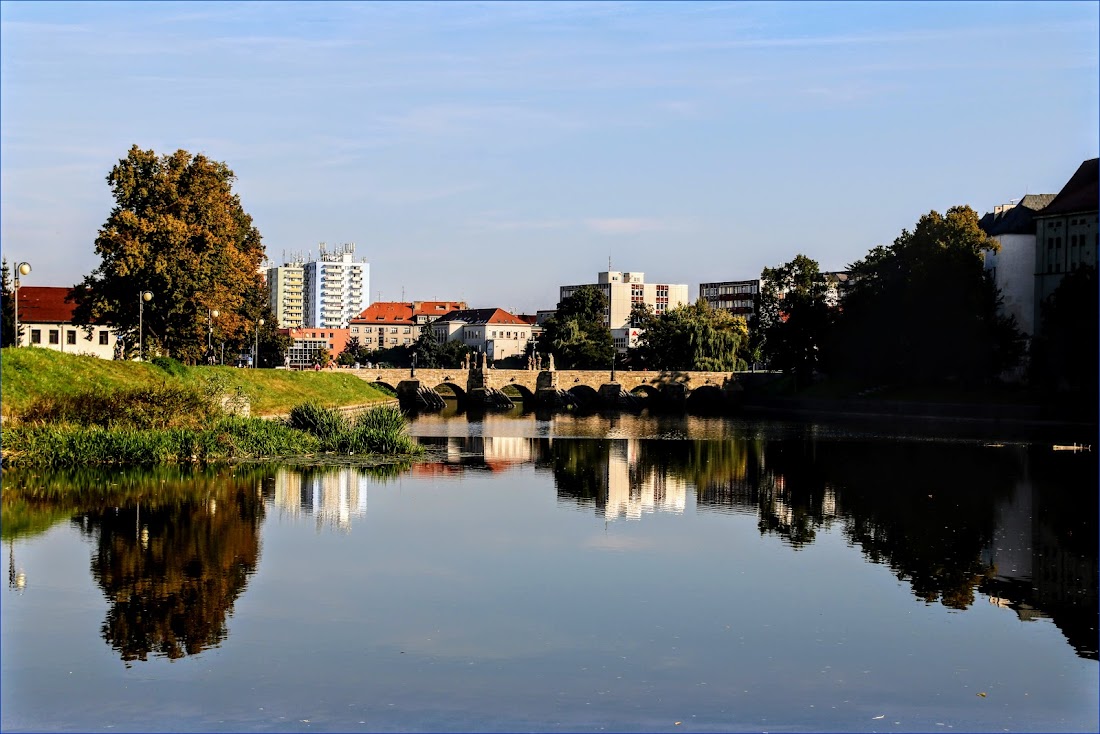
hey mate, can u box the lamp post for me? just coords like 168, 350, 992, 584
12, 262, 31, 347
254, 318, 264, 368
138, 291, 153, 361
207, 309, 219, 363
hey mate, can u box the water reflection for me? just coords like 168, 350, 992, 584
417, 434, 1097, 658
2, 435, 1095, 664
270, 466, 369, 533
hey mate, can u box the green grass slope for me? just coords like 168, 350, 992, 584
1, 347, 392, 418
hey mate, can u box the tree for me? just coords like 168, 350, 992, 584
755, 254, 834, 385
537, 285, 615, 369
836, 206, 1024, 386
1029, 265, 1097, 401
410, 331, 442, 368
1, 259, 14, 348
337, 337, 363, 366
71, 146, 269, 364
634, 300, 748, 371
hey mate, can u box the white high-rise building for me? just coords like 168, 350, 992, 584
559, 270, 689, 352
302, 243, 370, 329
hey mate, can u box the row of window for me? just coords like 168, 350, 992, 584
30, 329, 110, 346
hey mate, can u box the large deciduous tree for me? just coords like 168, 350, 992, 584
71, 146, 271, 364
754, 254, 835, 385
537, 285, 615, 369
836, 206, 1024, 386
633, 300, 748, 371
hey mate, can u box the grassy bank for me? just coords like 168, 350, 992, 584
1, 347, 393, 418
1, 349, 420, 468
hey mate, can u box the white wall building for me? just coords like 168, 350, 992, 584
979, 194, 1056, 339
559, 271, 689, 352
13, 286, 120, 359
297, 243, 369, 329
432, 307, 534, 361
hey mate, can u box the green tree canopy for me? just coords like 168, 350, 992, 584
72, 146, 272, 364
754, 254, 835, 384
634, 300, 748, 371
1, 259, 14, 348
837, 206, 1024, 386
537, 285, 615, 369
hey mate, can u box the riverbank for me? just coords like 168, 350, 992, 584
0, 348, 394, 421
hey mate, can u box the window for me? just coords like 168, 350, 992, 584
49, 330, 59, 344
403, 327, 411, 334
99, 331, 109, 345
66, 331, 76, 345
31, 329, 41, 344
390, 327, 397, 334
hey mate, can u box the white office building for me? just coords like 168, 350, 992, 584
296, 243, 370, 329
559, 270, 689, 352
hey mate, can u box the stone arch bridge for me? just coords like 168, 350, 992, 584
349, 367, 773, 412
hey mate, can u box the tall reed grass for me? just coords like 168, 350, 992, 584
1, 403, 420, 468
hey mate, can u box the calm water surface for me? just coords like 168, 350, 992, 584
2, 413, 1096, 732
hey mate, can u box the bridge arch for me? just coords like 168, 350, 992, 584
567, 384, 601, 407
432, 382, 468, 401
685, 384, 726, 414
500, 383, 535, 402
372, 379, 399, 395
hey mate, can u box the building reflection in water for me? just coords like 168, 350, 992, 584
271, 467, 369, 533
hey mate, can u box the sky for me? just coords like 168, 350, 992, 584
1, 1, 1097, 315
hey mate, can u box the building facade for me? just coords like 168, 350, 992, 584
13, 286, 120, 359
266, 261, 305, 329
979, 194, 1056, 338
279, 327, 351, 369
699, 279, 760, 318
349, 301, 468, 351
1033, 158, 1098, 334
431, 307, 534, 361
303, 243, 370, 329
559, 271, 689, 352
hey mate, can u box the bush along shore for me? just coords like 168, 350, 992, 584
1, 379, 422, 468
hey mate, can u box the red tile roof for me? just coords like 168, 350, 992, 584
351, 301, 468, 325
16, 287, 77, 323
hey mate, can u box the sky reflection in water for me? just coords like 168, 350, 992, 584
1, 414, 1096, 732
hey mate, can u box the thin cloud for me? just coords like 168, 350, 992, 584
586, 218, 681, 235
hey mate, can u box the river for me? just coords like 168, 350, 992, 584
1, 412, 1096, 732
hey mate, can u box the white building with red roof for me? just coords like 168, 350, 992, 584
349, 300, 467, 351
13, 286, 120, 359
430, 307, 534, 361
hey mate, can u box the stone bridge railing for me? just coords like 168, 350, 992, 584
349, 367, 777, 412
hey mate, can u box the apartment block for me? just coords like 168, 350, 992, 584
304, 243, 370, 329
432, 307, 534, 361
559, 271, 689, 351
349, 300, 468, 351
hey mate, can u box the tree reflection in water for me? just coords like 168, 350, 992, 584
541, 435, 1096, 657
65, 466, 268, 664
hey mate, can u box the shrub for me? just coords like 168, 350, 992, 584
22, 384, 222, 430
286, 402, 346, 445
151, 356, 188, 378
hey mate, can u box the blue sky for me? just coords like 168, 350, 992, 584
2, 1, 1097, 314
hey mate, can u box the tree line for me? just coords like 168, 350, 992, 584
2, 145, 1092, 402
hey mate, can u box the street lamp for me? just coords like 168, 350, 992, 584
254, 318, 264, 368
207, 309, 219, 363
138, 291, 153, 361
12, 262, 30, 347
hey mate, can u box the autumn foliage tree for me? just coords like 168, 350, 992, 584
72, 146, 272, 364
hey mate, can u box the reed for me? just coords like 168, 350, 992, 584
1, 405, 420, 468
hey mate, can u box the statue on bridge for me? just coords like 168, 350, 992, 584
548, 352, 555, 371
480, 351, 488, 370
